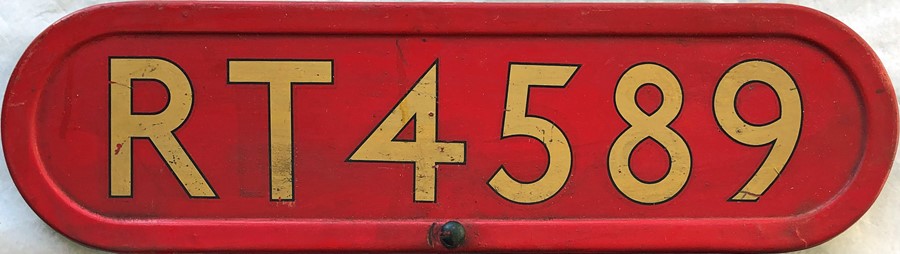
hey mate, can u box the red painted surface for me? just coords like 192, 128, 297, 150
2, 2, 896, 252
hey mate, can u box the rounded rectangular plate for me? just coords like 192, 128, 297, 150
3, 2, 897, 252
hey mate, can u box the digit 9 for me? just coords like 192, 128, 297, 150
714, 60, 802, 201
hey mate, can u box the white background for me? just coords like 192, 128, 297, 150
1, 0, 898, 253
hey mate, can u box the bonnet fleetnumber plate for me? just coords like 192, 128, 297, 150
3, 2, 897, 252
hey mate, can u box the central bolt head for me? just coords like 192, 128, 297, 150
439, 221, 465, 249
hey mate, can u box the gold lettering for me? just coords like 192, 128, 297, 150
348, 61, 465, 202
228, 60, 333, 201
489, 63, 578, 204
109, 57, 215, 198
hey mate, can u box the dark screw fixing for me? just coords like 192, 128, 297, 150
439, 221, 465, 249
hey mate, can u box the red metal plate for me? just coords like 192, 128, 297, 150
2, 2, 896, 252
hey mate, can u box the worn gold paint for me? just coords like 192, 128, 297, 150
715, 61, 800, 201
110, 58, 215, 197
489, 64, 577, 204
228, 60, 332, 200
348, 63, 464, 202
609, 63, 690, 204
